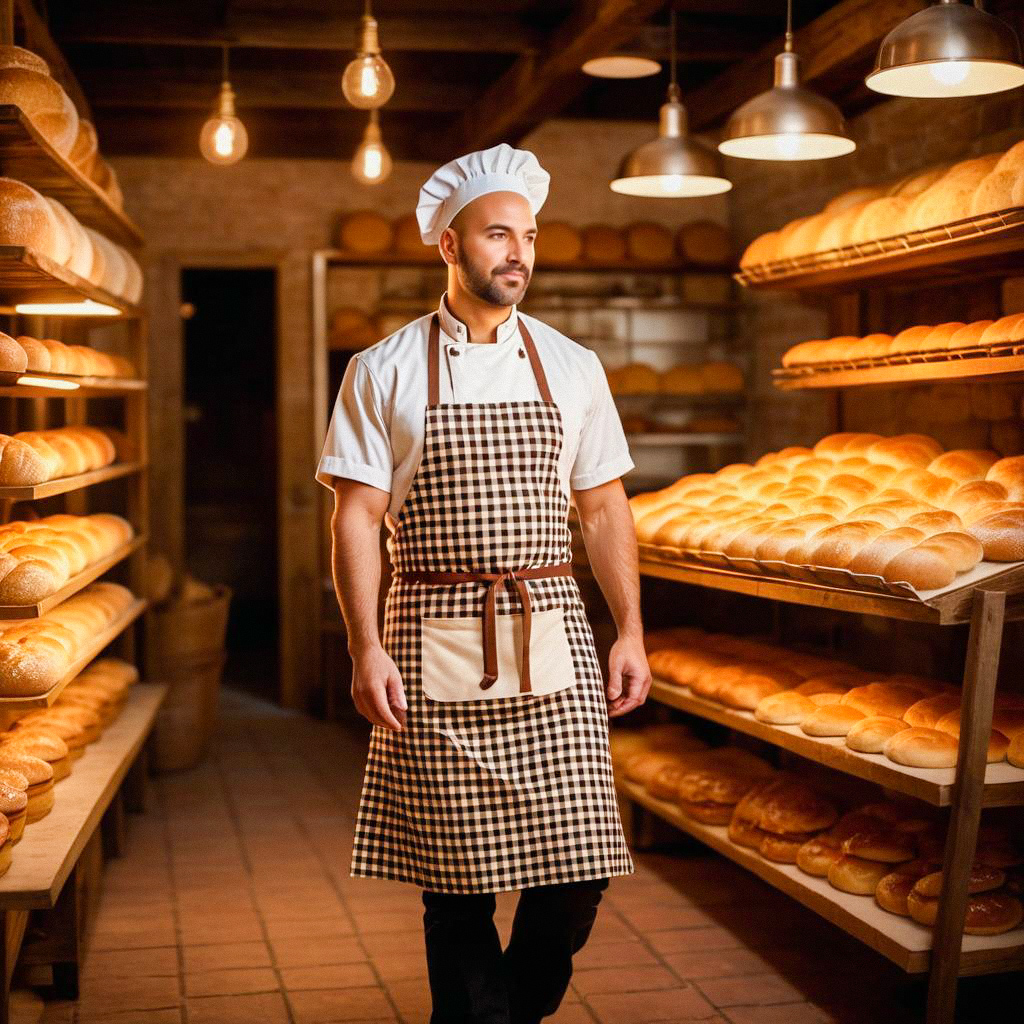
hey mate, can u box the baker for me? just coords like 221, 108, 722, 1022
317, 143, 651, 1024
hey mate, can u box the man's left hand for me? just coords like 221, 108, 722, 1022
605, 633, 651, 717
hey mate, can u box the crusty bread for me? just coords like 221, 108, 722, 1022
580, 224, 626, 264
68, 118, 98, 178
625, 221, 674, 264
0, 46, 79, 157
884, 727, 959, 768
904, 693, 961, 730
337, 211, 393, 254
0, 333, 27, 375
796, 835, 843, 877
934, 711, 1010, 762
677, 220, 730, 266
535, 221, 583, 264
967, 508, 1024, 561
908, 154, 1002, 232
845, 716, 910, 753
754, 690, 816, 725
0, 178, 59, 257
739, 230, 778, 268
986, 456, 1024, 500
828, 854, 889, 895
1008, 731, 1024, 769
971, 167, 1020, 216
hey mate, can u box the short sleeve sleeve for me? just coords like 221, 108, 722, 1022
315, 355, 393, 493
570, 350, 634, 490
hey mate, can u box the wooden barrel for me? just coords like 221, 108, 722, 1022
150, 584, 231, 671
152, 650, 227, 773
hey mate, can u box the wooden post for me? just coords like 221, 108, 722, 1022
926, 588, 1005, 1024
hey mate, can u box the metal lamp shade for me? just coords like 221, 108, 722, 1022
719, 51, 855, 161
867, 0, 1024, 98
611, 88, 732, 197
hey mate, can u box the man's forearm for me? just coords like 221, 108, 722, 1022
577, 490, 643, 639
331, 501, 385, 655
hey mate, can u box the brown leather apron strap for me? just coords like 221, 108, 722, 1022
397, 562, 574, 693
426, 310, 554, 406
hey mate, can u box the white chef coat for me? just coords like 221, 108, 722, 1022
316, 294, 635, 530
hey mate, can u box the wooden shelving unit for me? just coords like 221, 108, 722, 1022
647, 678, 1024, 808
0, 461, 145, 500
0, 106, 143, 249
0, 246, 139, 318
0, 65, 152, 1018
774, 344, 1024, 390
0, 535, 146, 619
616, 775, 1024, 975
736, 206, 1024, 293
619, 220, 1024, 1024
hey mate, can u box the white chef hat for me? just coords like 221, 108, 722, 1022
416, 143, 550, 245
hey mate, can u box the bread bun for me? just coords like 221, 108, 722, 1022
337, 211, 393, 254
739, 231, 778, 268
1009, 731, 1024, 769
986, 456, 1024, 500
963, 890, 1024, 935
908, 154, 1001, 231
828, 854, 890, 895
800, 703, 866, 737
884, 727, 959, 768
754, 691, 816, 725
391, 213, 431, 257
849, 197, 910, 245
841, 819, 917, 863
535, 221, 583, 264
677, 220, 730, 266
914, 865, 1005, 900
625, 222, 674, 264
934, 711, 1009, 762
0, 178, 59, 257
845, 716, 911, 753
581, 224, 626, 264
0, 47, 78, 156
796, 835, 843, 877
971, 166, 1019, 216
876, 862, 934, 916
967, 507, 1024, 560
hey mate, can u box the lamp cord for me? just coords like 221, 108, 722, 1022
669, 7, 677, 88
784, 0, 793, 53
222, 44, 228, 82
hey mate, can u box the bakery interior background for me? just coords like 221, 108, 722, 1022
0, 1, 1022, 1022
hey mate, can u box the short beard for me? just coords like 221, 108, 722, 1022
453, 241, 530, 306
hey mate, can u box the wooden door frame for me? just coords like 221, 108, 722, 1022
148, 247, 320, 711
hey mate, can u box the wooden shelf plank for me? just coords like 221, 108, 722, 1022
615, 775, 1024, 976
648, 678, 1024, 808
736, 207, 1024, 294
774, 349, 1024, 390
0, 247, 139, 318
322, 248, 732, 276
626, 432, 743, 447
0, 683, 165, 909
0, 106, 143, 248
0, 535, 146, 619
0, 372, 146, 398
638, 552, 1024, 626
0, 597, 147, 710
0, 462, 146, 500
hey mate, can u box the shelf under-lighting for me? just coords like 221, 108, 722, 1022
15, 299, 121, 317
15, 375, 79, 390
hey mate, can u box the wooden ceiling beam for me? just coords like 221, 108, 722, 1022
451, 0, 668, 155
77, 68, 478, 113
685, 0, 930, 130
52, 9, 540, 55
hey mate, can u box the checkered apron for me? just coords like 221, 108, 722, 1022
349, 314, 635, 894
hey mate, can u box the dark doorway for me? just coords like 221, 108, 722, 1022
182, 268, 278, 703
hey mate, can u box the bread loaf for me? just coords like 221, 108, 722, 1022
68, 119, 98, 178
625, 222, 675, 264
677, 220, 730, 265
908, 154, 1002, 232
580, 224, 626, 264
0, 46, 78, 157
0, 178, 59, 257
845, 716, 910, 753
337, 211, 393, 254
392, 213, 431, 257
535, 222, 582, 264
884, 727, 959, 768
739, 231, 778, 268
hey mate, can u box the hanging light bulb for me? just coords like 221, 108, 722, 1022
610, 10, 731, 197
199, 47, 248, 165
351, 110, 393, 185
866, 0, 1024, 98
719, 0, 855, 161
342, 1, 395, 109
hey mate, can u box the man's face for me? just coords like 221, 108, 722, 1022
446, 192, 536, 306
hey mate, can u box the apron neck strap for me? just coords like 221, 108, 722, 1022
428, 312, 554, 406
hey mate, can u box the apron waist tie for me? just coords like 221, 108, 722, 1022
394, 562, 574, 693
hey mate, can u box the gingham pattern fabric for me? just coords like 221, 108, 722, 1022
349, 358, 635, 894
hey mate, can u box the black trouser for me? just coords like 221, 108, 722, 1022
421, 877, 609, 1024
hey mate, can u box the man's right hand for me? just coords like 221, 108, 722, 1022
351, 645, 408, 732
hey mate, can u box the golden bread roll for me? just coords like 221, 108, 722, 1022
796, 834, 843, 877
659, 364, 705, 395
908, 154, 1002, 232
677, 220, 731, 265
971, 166, 1020, 216
0, 47, 78, 156
963, 891, 1024, 935
882, 543, 958, 590
0, 177, 59, 257
738, 230, 778, 268
391, 213, 431, 257
914, 865, 1005, 900
933, 711, 1009, 762
759, 830, 818, 864
753, 691, 816, 725
904, 693, 962, 730
535, 221, 583, 264
801, 703, 867, 736
888, 325, 935, 355
841, 818, 917, 863
69, 118, 98, 177
849, 197, 910, 245
1007, 732, 1024, 768
625, 221, 674, 264
824, 185, 889, 216
700, 362, 744, 393
986, 456, 1024, 500
846, 527, 925, 577
755, 776, 838, 835
875, 859, 936, 916
337, 211, 393, 254
580, 224, 626, 264
884, 727, 959, 768
828, 854, 890, 895
845, 716, 911, 753
815, 203, 871, 252
967, 507, 1024, 561
890, 164, 951, 199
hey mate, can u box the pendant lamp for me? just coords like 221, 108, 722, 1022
719, 0, 854, 161
610, 10, 731, 197
342, 0, 395, 109
583, 55, 661, 79
867, 0, 1024, 98
351, 110, 393, 185
199, 47, 249, 166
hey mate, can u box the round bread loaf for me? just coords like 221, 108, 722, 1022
1009, 732, 1024, 769
681, 800, 735, 825
755, 777, 837, 834
0, 47, 78, 157
881, 543, 958, 590
700, 362, 744, 393
933, 711, 1010, 762
0, 334, 27, 375
625, 221, 675, 264
824, 185, 888, 216
815, 203, 871, 252
914, 865, 1005, 900
849, 197, 910, 245
68, 118, 98, 178
534, 221, 583, 264
337, 211, 394, 254
738, 230, 778, 268
986, 456, 1024, 500
392, 213, 432, 257
796, 835, 843, 877
677, 220, 730, 265
845, 716, 911, 753
800, 703, 866, 737
875, 860, 935, 916
904, 693, 961, 730
760, 830, 817, 864
828, 854, 890, 895
0, 178, 59, 257
963, 891, 1024, 935
753, 690, 816, 725
884, 727, 958, 768
971, 167, 1019, 216
967, 508, 1024, 560
908, 154, 1002, 232
890, 164, 950, 199
841, 820, 917, 863
581, 224, 626, 264
659, 364, 705, 395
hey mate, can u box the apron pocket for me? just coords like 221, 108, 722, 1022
420, 607, 577, 702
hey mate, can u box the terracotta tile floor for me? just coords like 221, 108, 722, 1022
32, 689, 1021, 1024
